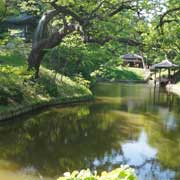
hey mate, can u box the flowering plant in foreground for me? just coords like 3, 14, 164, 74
57, 166, 137, 180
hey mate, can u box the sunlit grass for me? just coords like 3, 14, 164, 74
0, 48, 92, 112
0, 51, 26, 67
117, 66, 145, 80
93, 66, 145, 81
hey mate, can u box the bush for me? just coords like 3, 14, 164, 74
0, 86, 23, 105
38, 75, 58, 97
57, 167, 137, 180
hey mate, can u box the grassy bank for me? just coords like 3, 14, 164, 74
92, 66, 146, 82
166, 71, 180, 96
0, 49, 93, 116
166, 84, 180, 96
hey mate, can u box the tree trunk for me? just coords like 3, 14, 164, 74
28, 24, 76, 78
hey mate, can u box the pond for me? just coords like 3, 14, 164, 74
0, 83, 180, 180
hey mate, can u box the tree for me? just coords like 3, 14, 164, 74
0, 0, 6, 21
9, 0, 178, 78
27, 0, 144, 78
143, 0, 180, 63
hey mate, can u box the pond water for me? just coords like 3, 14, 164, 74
0, 83, 180, 180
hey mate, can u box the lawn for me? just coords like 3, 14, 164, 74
92, 65, 145, 81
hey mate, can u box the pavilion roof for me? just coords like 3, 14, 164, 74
122, 53, 143, 60
4, 14, 36, 25
151, 59, 179, 69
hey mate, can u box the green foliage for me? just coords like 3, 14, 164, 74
0, 0, 179, 106
57, 167, 137, 180
0, 42, 92, 111
3, 0, 180, 80
40, 68, 92, 98
0, 85, 23, 105
0, 64, 92, 111
43, 33, 123, 80
72, 74, 90, 88
0, 0, 6, 20
0, 38, 30, 67
0, 64, 44, 104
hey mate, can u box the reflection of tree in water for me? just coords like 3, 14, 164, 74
0, 105, 141, 177
94, 83, 180, 179
144, 117, 180, 174
133, 158, 175, 180
136, 113, 180, 180
1, 83, 180, 179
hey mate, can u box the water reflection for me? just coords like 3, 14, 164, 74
0, 83, 180, 179
122, 130, 157, 166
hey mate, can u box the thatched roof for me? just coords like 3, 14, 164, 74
151, 59, 179, 69
122, 53, 143, 60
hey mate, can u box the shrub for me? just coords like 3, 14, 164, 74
57, 167, 137, 180
38, 75, 58, 97
72, 74, 91, 88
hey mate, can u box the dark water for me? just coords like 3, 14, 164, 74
0, 83, 180, 180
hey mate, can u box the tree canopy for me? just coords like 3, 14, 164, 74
1, 0, 180, 78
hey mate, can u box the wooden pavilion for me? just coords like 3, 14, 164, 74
122, 53, 144, 68
151, 59, 179, 86
1, 14, 37, 41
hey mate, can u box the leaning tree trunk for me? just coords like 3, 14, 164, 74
28, 24, 76, 78
28, 9, 76, 78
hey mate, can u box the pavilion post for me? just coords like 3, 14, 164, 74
159, 68, 161, 84
173, 69, 176, 83
154, 69, 156, 86
173, 69, 175, 76
168, 68, 170, 83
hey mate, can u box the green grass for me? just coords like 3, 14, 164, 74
0, 47, 92, 112
92, 66, 145, 81
0, 52, 26, 66
117, 66, 145, 80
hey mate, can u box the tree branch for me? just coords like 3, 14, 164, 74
109, 1, 135, 17
28, 23, 77, 77
85, 36, 143, 46
88, 0, 106, 20
50, 2, 84, 24
32, 9, 60, 47
156, 7, 180, 29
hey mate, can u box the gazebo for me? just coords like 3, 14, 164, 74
4, 14, 36, 25
1, 14, 37, 41
122, 53, 144, 68
151, 59, 179, 86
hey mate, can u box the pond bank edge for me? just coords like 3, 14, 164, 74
96, 79, 148, 83
166, 84, 180, 96
0, 95, 94, 121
